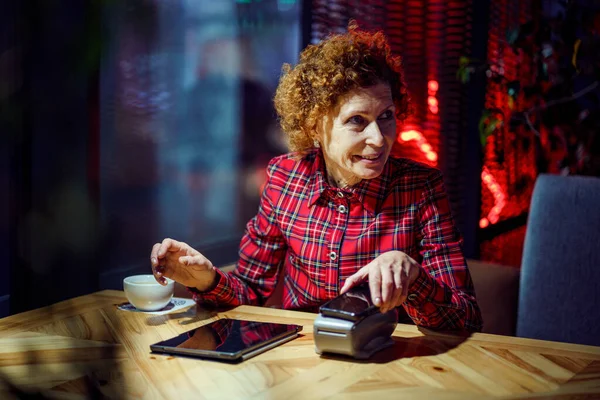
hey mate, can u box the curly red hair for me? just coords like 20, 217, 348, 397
274, 23, 410, 152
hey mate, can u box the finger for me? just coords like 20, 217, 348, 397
158, 253, 180, 280
399, 266, 410, 304
155, 273, 168, 286
151, 262, 165, 285
391, 267, 403, 309
152, 265, 168, 286
150, 243, 168, 285
340, 266, 368, 294
155, 260, 178, 287
150, 243, 161, 266
380, 266, 394, 312
157, 238, 185, 258
369, 266, 382, 308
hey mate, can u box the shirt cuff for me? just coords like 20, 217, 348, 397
405, 266, 437, 307
187, 268, 235, 307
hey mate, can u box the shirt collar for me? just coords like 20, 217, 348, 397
307, 150, 328, 207
307, 149, 390, 216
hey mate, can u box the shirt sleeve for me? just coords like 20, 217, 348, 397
188, 158, 288, 307
403, 170, 483, 332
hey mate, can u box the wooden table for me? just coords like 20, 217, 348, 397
0, 290, 599, 399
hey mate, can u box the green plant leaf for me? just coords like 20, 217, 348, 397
478, 110, 491, 136
456, 66, 471, 83
478, 110, 503, 148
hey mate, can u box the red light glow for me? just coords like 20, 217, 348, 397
428, 80, 439, 93
399, 129, 438, 164
426, 152, 438, 162
427, 80, 439, 114
480, 167, 506, 226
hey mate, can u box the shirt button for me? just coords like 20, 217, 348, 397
329, 251, 337, 261
328, 202, 334, 208
407, 293, 418, 301
338, 205, 347, 213
337, 192, 344, 198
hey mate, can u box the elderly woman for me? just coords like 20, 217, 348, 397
150, 26, 483, 332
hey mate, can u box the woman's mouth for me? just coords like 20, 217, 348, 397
354, 153, 383, 164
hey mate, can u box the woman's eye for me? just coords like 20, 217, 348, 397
347, 115, 366, 125
379, 110, 394, 120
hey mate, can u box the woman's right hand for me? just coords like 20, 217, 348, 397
150, 238, 217, 292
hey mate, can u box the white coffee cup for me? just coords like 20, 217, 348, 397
123, 274, 174, 311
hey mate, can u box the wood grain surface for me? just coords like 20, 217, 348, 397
0, 290, 598, 399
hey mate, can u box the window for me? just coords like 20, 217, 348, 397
99, 0, 301, 285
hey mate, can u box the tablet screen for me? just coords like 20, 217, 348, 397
151, 319, 302, 360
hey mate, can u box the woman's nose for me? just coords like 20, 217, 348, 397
365, 121, 385, 147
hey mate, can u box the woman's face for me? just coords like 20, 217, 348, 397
317, 83, 397, 188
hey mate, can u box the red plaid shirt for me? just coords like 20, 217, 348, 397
193, 150, 483, 332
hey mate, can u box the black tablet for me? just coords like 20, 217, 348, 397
150, 319, 302, 362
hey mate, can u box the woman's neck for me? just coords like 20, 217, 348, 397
319, 149, 362, 188
325, 166, 361, 189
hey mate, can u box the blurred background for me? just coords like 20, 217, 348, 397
2, 0, 599, 316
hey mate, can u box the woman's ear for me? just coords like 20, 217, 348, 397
311, 126, 322, 148
304, 120, 321, 149
312, 115, 329, 147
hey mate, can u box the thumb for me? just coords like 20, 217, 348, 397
340, 266, 368, 294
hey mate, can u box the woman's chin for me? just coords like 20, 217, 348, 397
351, 158, 387, 180
353, 166, 385, 181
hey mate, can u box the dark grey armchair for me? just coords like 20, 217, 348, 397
516, 174, 600, 346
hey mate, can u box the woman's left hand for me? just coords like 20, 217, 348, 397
340, 251, 422, 313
